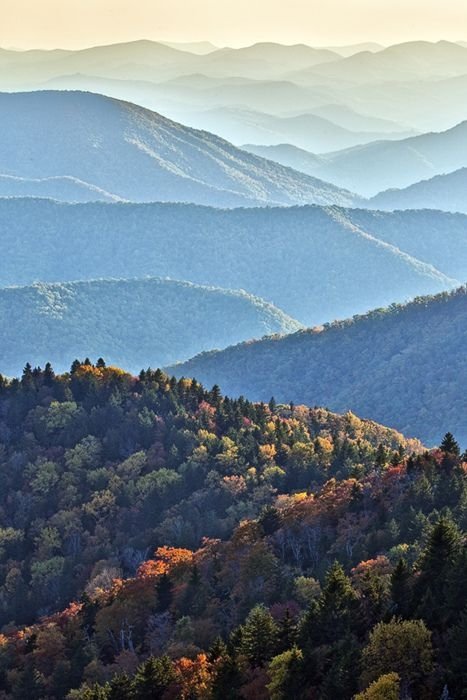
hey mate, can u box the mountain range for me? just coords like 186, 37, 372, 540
369, 167, 467, 214
170, 287, 467, 445
246, 120, 467, 196
0, 199, 459, 325
182, 106, 414, 153
0, 278, 300, 377
4, 40, 467, 137
0, 90, 358, 207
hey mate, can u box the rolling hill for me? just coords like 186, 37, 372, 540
292, 40, 467, 85
0, 41, 341, 86
0, 277, 301, 377
346, 208, 467, 281
183, 106, 411, 152
370, 167, 467, 214
0, 90, 359, 207
170, 287, 467, 445
243, 143, 326, 176
303, 120, 467, 196
0, 199, 457, 325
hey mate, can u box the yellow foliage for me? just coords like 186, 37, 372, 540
259, 444, 277, 461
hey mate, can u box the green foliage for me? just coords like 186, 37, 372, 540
360, 619, 433, 695
239, 605, 279, 666
0, 278, 300, 377
354, 673, 400, 700
267, 646, 303, 700
0, 199, 454, 329
174, 286, 467, 445
0, 361, 464, 698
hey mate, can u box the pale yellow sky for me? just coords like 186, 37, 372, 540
2, 0, 467, 49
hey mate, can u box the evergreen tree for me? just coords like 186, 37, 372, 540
416, 517, 462, 626
300, 562, 360, 647
258, 505, 282, 535
108, 674, 135, 700
267, 646, 304, 700
210, 653, 242, 700
239, 605, 279, 667
133, 656, 176, 700
391, 558, 412, 618
440, 433, 460, 456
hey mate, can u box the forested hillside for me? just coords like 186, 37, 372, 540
0, 362, 416, 630
171, 287, 467, 445
369, 168, 467, 214
288, 119, 467, 196
0, 278, 300, 376
0, 199, 458, 325
0, 363, 465, 698
0, 91, 358, 207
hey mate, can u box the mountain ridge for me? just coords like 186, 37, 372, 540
170, 286, 467, 445
0, 89, 359, 207
0, 198, 458, 325
0, 276, 301, 377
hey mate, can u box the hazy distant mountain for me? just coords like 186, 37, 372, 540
170, 287, 467, 445
292, 40, 467, 85
0, 40, 340, 87
0, 90, 358, 207
189, 43, 341, 79
322, 42, 385, 56
3, 39, 467, 136
0, 277, 301, 377
37, 72, 327, 118
370, 168, 467, 214
0, 174, 122, 202
336, 72, 467, 133
299, 120, 467, 196
182, 106, 412, 152
242, 143, 326, 176
308, 103, 412, 134
160, 41, 218, 54
0, 199, 456, 325
0, 40, 201, 87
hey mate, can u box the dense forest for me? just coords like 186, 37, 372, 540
0, 278, 300, 376
0, 199, 458, 325
0, 91, 358, 208
172, 287, 467, 446
0, 361, 465, 697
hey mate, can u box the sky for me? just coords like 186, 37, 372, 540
2, 0, 467, 50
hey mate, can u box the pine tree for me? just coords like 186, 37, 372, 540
133, 656, 176, 699
416, 517, 462, 625
210, 653, 242, 700
239, 605, 279, 666
108, 674, 135, 700
43, 362, 55, 386
391, 558, 412, 618
277, 607, 298, 652
258, 505, 281, 535
440, 433, 460, 456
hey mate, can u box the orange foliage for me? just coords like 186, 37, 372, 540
351, 555, 392, 583
137, 546, 194, 580
174, 653, 213, 699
